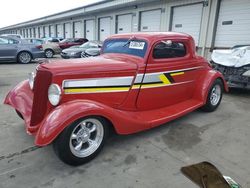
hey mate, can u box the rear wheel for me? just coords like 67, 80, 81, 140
18, 51, 32, 64
45, 49, 54, 58
53, 116, 109, 166
201, 79, 223, 112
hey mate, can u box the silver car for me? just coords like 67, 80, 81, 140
0, 36, 44, 64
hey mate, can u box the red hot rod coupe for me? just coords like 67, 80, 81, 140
4, 32, 228, 165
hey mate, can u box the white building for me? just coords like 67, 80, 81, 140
1, 0, 250, 57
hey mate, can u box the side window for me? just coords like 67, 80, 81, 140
153, 41, 186, 59
0, 37, 9, 44
8, 39, 19, 44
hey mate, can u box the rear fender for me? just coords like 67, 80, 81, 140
35, 100, 115, 146
194, 69, 228, 103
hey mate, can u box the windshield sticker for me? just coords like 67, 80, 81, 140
129, 41, 145, 50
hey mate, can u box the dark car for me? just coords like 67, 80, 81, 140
0, 36, 44, 64
59, 38, 88, 49
61, 41, 102, 59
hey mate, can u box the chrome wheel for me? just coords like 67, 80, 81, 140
210, 84, 221, 106
69, 118, 104, 158
19, 52, 31, 64
45, 49, 54, 58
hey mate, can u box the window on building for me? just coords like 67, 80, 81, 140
153, 41, 186, 59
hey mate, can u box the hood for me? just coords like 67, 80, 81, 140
39, 53, 142, 75
62, 47, 86, 53
211, 47, 250, 67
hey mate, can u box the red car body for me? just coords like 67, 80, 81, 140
59, 38, 88, 49
4, 32, 228, 147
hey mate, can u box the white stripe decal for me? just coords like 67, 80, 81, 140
63, 76, 134, 88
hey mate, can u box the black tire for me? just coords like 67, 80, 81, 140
201, 79, 223, 112
45, 49, 54, 58
17, 51, 32, 64
53, 116, 109, 166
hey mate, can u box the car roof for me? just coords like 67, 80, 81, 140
109, 32, 192, 41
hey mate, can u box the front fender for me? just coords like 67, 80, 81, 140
35, 100, 115, 146
194, 69, 228, 102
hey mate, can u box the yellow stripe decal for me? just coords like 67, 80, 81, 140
170, 72, 185, 76
158, 74, 171, 85
64, 87, 130, 93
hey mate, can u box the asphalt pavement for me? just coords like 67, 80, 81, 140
0, 59, 250, 188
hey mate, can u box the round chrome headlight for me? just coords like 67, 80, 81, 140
48, 84, 61, 106
28, 72, 35, 90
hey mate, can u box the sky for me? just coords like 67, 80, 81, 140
0, 0, 103, 28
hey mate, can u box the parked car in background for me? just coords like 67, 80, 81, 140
25, 38, 44, 45
0, 36, 44, 64
1, 34, 23, 39
5, 32, 228, 165
211, 45, 250, 89
42, 37, 64, 44
61, 41, 102, 59
81, 48, 101, 58
59, 38, 88, 49
42, 42, 61, 58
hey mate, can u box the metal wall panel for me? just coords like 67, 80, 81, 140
99, 17, 111, 41
73, 21, 83, 38
171, 3, 203, 46
140, 9, 161, 31
215, 0, 250, 47
117, 14, 133, 33
85, 19, 95, 40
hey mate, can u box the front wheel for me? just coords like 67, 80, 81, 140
53, 116, 109, 166
201, 79, 223, 112
18, 52, 32, 64
45, 49, 54, 58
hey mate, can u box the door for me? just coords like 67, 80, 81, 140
85, 19, 95, 40
50, 25, 56, 37
140, 9, 161, 31
56, 24, 63, 38
171, 3, 203, 46
44, 26, 50, 37
0, 37, 18, 60
39, 26, 43, 38
215, 0, 250, 47
73, 21, 83, 38
136, 39, 201, 110
64, 23, 72, 38
99, 17, 111, 41
117, 14, 133, 33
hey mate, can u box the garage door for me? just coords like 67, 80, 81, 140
140, 9, 161, 31
74, 21, 83, 38
39, 27, 43, 38
64, 23, 72, 38
50, 25, 56, 37
35, 27, 39, 38
44, 26, 50, 37
117, 14, 132, 33
99, 17, 111, 41
56, 24, 63, 38
215, 0, 250, 47
85, 20, 95, 40
171, 3, 203, 46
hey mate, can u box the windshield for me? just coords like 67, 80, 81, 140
103, 38, 148, 58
